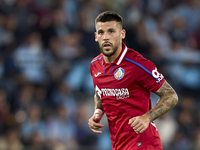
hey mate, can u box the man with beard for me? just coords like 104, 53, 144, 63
88, 11, 178, 150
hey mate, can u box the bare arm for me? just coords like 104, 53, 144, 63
88, 91, 104, 134
145, 80, 178, 122
94, 91, 104, 112
129, 80, 178, 134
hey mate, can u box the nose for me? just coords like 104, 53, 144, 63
103, 32, 109, 40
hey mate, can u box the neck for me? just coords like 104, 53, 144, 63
104, 44, 122, 63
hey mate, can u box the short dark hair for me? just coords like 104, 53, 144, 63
95, 11, 123, 28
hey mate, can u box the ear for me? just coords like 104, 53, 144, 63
121, 29, 126, 39
95, 32, 98, 42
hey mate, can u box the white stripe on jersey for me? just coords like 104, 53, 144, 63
116, 46, 128, 65
151, 122, 158, 130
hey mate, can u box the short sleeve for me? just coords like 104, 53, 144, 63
135, 59, 165, 93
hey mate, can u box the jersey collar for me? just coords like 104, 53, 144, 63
102, 42, 128, 65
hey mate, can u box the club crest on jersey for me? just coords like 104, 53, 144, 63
114, 67, 124, 80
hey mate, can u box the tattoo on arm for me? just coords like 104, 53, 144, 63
94, 91, 104, 111
146, 80, 178, 122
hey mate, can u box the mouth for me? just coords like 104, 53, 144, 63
103, 42, 112, 49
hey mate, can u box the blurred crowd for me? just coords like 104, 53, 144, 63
0, 0, 200, 150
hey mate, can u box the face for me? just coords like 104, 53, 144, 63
95, 21, 125, 57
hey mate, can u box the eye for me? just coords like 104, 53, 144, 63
98, 30, 104, 35
108, 29, 115, 33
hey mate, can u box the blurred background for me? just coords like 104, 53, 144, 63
0, 0, 200, 149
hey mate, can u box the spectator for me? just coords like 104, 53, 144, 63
47, 106, 78, 150
0, 128, 24, 150
21, 103, 47, 145
13, 31, 49, 84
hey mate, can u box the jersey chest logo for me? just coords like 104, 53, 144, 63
114, 67, 125, 80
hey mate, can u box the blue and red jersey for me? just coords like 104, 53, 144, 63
90, 43, 164, 150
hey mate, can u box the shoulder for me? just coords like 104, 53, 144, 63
124, 48, 158, 75
125, 48, 148, 63
125, 48, 164, 84
90, 54, 103, 76
90, 53, 103, 73
124, 48, 154, 67
91, 53, 103, 65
